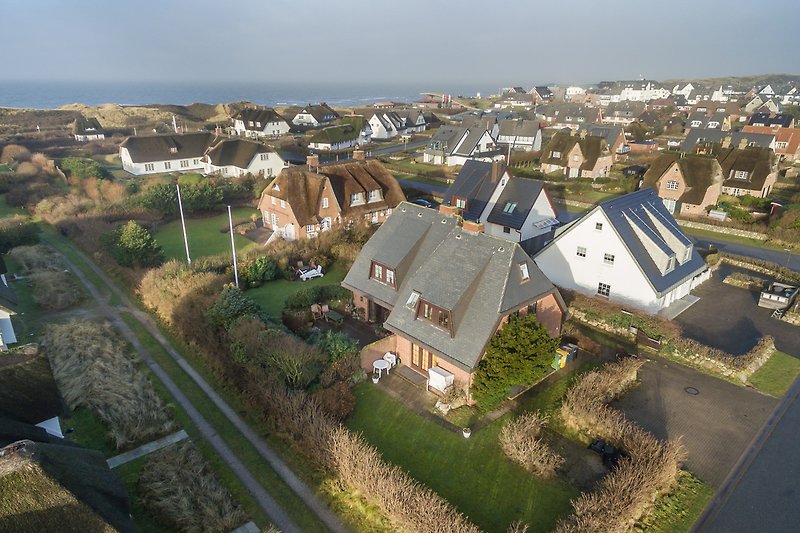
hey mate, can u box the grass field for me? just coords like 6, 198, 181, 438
246, 262, 347, 317
347, 384, 578, 533
681, 226, 787, 251
748, 350, 800, 397
0, 194, 26, 219
633, 471, 714, 533
154, 208, 261, 260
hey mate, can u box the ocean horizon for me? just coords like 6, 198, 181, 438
0, 80, 496, 109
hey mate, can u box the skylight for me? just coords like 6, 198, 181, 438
405, 291, 420, 310
519, 263, 530, 281
503, 202, 517, 213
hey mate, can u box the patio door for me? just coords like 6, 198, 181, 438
411, 344, 434, 373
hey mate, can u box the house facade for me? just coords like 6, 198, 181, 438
73, 117, 105, 141
119, 132, 215, 175
422, 126, 498, 166
496, 119, 542, 152
367, 111, 405, 140
257, 159, 404, 240
714, 145, 778, 198
342, 203, 566, 400
292, 103, 340, 127
534, 189, 711, 314
233, 108, 291, 138
540, 131, 613, 179
642, 153, 723, 216
743, 125, 800, 162
307, 117, 372, 151
202, 138, 288, 178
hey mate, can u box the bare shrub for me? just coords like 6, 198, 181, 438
42, 320, 175, 448
33, 195, 95, 225
139, 442, 246, 532
1, 144, 31, 163
265, 333, 325, 388
14, 161, 39, 177
507, 521, 530, 533
30, 153, 56, 174
28, 271, 83, 311
312, 381, 356, 421
329, 426, 481, 533
500, 411, 564, 478
138, 260, 226, 325
8, 244, 66, 274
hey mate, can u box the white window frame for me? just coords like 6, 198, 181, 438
519, 263, 529, 281
322, 197, 329, 209
144, 163, 155, 172
666, 180, 679, 190
603, 253, 615, 265
597, 282, 611, 297
576, 246, 587, 258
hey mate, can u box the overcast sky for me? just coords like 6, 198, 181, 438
2, 0, 798, 86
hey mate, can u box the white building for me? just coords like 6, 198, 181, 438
73, 117, 105, 142
120, 132, 215, 175
617, 81, 671, 102
496, 119, 542, 152
534, 188, 710, 314
202, 138, 288, 177
292, 103, 339, 127
367, 111, 405, 140
423, 126, 498, 166
233, 108, 291, 138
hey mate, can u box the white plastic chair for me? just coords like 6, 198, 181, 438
383, 352, 397, 372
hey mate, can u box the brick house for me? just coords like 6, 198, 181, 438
341, 202, 566, 402
257, 159, 405, 241
642, 153, 723, 216
540, 131, 613, 179
743, 125, 800, 162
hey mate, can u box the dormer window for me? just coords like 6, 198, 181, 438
519, 263, 530, 281
367, 189, 382, 203
733, 170, 749, 180
350, 192, 365, 206
455, 198, 466, 209
170, 147, 178, 154
370, 261, 396, 288
551, 150, 561, 158
248, 121, 254, 126
256, 121, 261, 127
417, 299, 452, 333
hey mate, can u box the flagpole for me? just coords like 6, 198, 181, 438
228, 205, 239, 288
176, 184, 191, 265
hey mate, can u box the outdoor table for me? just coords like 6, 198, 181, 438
326, 309, 345, 323
373, 359, 390, 378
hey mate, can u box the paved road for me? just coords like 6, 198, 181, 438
46, 237, 348, 533
397, 178, 447, 196
690, 236, 799, 273
368, 138, 429, 157
693, 373, 800, 532
612, 356, 777, 488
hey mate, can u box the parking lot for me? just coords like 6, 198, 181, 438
676, 265, 800, 357
612, 356, 778, 488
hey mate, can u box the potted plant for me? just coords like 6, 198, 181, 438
462, 427, 471, 439
372, 373, 380, 384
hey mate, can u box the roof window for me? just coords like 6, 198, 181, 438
519, 263, 530, 281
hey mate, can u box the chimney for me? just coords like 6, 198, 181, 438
462, 220, 485, 234
439, 204, 458, 216
721, 136, 732, 149
580, 129, 588, 140
307, 154, 320, 170
491, 159, 504, 183
738, 138, 748, 150
352, 149, 365, 161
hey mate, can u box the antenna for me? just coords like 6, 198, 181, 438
228, 205, 239, 288
176, 184, 191, 264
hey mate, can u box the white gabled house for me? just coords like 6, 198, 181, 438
202, 138, 288, 178
120, 132, 215, 175
73, 117, 105, 142
534, 188, 710, 314
233, 108, 291, 138
307, 116, 371, 151
423, 126, 498, 166
367, 112, 404, 140
292, 103, 340, 128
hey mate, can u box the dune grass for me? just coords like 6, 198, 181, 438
153, 208, 261, 260
748, 350, 800, 397
347, 383, 578, 533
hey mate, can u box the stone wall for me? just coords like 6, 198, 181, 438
676, 219, 768, 241
667, 336, 775, 381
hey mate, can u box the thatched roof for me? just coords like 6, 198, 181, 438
120, 132, 217, 163
642, 153, 722, 205
72, 117, 104, 136
233, 108, 288, 130
540, 131, 610, 171
308, 124, 361, 145
716, 145, 776, 192
203, 138, 272, 168
0, 440, 134, 532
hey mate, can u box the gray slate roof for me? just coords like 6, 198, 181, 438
487, 177, 545, 230
234, 108, 288, 130
204, 138, 271, 168
443, 160, 505, 221
120, 132, 216, 163
681, 129, 774, 152
578, 124, 624, 147
498, 118, 540, 139
342, 202, 562, 372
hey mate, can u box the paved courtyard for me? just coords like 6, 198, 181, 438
612, 356, 778, 488
676, 265, 800, 356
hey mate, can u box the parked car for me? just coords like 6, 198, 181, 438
588, 439, 626, 468
410, 198, 435, 209
299, 265, 324, 281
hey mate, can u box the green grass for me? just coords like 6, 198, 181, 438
119, 312, 326, 533
4, 256, 43, 340
633, 471, 714, 533
0, 164, 10, 172
63, 407, 118, 457
246, 262, 347, 317
562, 189, 621, 204
681, 226, 779, 250
114, 456, 171, 533
153, 208, 261, 261
0, 194, 25, 219
748, 350, 800, 397
41, 230, 116, 305
347, 384, 578, 533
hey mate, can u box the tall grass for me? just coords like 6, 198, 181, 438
42, 320, 175, 448
139, 442, 247, 533
28, 271, 83, 311
499, 411, 564, 479
8, 244, 66, 274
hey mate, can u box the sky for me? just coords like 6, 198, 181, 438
2, 0, 798, 87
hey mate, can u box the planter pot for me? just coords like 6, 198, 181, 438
372, 376, 380, 384
462, 428, 471, 439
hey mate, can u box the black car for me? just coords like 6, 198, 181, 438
588, 439, 626, 468
410, 198, 435, 209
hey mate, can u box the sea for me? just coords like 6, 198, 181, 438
0, 80, 495, 109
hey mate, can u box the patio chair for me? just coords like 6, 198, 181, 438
321, 304, 330, 320
383, 352, 397, 369
310, 304, 324, 320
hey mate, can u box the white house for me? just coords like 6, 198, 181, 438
233, 108, 291, 138
73, 117, 105, 142
292, 103, 339, 127
396, 109, 427, 133
534, 188, 710, 314
119, 132, 216, 175
367, 112, 405, 140
202, 138, 288, 178
423, 126, 498, 166
307, 116, 371, 151
496, 119, 542, 152
616, 81, 671, 102
0, 276, 17, 350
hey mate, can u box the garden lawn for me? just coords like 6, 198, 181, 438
154, 208, 260, 260
347, 384, 578, 533
246, 263, 347, 317
748, 350, 800, 397
0, 194, 26, 219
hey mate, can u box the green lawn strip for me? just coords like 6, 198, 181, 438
118, 312, 324, 533
246, 262, 347, 318
347, 383, 578, 533
633, 471, 714, 533
0, 193, 26, 219
63, 407, 119, 457
112, 456, 171, 533
681, 226, 784, 251
748, 350, 800, 397
154, 208, 260, 260
4, 256, 43, 340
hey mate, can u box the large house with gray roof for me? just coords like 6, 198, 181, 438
680, 128, 775, 153
443, 160, 559, 254
119, 132, 216, 175
534, 188, 710, 314
201, 138, 288, 178
232, 108, 291, 138
496, 119, 542, 152
291, 103, 339, 128
342, 202, 566, 400
422, 125, 499, 166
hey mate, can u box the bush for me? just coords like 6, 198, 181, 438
285, 284, 352, 310
60, 156, 108, 180
265, 333, 325, 388
312, 381, 356, 421
471, 313, 559, 411
42, 320, 175, 448
241, 256, 278, 286
0, 144, 31, 163
311, 330, 359, 363
102, 220, 164, 268
28, 272, 83, 311
139, 442, 246, 532
8, 244, 66, 274
0, 216, 40, 253
206, 285, 261, 330
138, 260, 226, 325
499, 411, 564, 479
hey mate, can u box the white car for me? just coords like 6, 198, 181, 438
299, 266, 324, 281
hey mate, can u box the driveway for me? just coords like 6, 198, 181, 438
612, 356, 778, 488
676, 264, 800, 356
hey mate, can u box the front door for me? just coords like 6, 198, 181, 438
569, 167, 579, 178
411, 344, 435, 374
